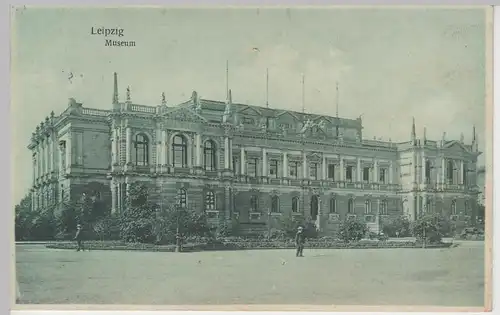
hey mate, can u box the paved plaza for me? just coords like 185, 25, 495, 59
16, 241, 485, 306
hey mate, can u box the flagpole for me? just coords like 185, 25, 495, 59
226, 60, 229, 99
266, 68, 269, 108
336, 82, 340, 137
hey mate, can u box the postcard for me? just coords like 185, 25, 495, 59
11, 5, 493, 312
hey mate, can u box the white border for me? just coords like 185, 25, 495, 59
4, 2, 498, 315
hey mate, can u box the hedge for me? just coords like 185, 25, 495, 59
45, 239, 453, 252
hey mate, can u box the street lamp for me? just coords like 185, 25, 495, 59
175, 195, 182, 253
267, 207, 272, 240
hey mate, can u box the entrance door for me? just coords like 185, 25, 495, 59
310, 195, 319, 221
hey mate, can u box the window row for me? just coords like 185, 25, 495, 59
175, 188, 390, 215
235, 159, 391, 183
132, 134, 218, 170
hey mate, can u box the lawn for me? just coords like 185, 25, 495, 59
15, 241, 485, 306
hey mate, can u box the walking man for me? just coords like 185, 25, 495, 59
74, 224, 85, 252
295, 226, 305, 257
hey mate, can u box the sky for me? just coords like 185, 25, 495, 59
11, 7, 488, 204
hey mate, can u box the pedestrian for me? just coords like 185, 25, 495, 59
15, 278, 21, 303
74, 224, 85, 252
295, 226, 305, 257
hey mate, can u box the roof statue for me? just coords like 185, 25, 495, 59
300, 119, 314, 133
126, 86, 131, 102
161, 92, 167, 107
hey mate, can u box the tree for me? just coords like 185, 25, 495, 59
14, 194, 33, 241
338, 218, 369, 243
118, 183, 157, 243
411, 213, 450, 244
154, 203, 211, 244
381, 215, 411, 237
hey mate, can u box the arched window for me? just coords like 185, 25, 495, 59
364, 200, 371, 214
250, 195, 258, 212
172, 135, 188, 168
464, 200, 469, 215
177, 188, 187, 208
292, 196, 299, 213
348, 199, 354, 213
134, 134, 149, 166
205, 191, 215, 210
451, 200, 457, 215
329, 198, 337, 213
204, 140, 216, 171
380, 200, 388, 215
271, 196, 280, 213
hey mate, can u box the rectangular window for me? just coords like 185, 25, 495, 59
328, 164, 335, 180
447, 160, 454, 184
233, 157, 239, 174
289, 161, 298, 178
346, 166, 353, 182
248, 158, 258, 177
269, 160, 278, 178
425, 160, 431, 182
379, 168, 386, 183
363, 167, 370, 182
310, 163, 318, 180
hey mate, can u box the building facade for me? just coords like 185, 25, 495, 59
27, 73, 482, 235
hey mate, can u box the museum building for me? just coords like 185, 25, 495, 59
27, 73, 482, 235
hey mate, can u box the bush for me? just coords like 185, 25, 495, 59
381, 215, 411, 237
411, 213, 450, 244
338, 219, 369, 243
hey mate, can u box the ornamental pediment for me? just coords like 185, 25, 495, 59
443, 141, 470, 153
162, 107, 208, 124
237, 106, 262, 116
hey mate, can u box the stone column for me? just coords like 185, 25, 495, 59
240, 147, 245, 175
224, 137, 230, 170
35, 146, 40, 180
46, 137, 50, 173
422, 195, 427, 214
125, 126, 131, 165
373, 160, 379, 183
302, 151, 308, 179
111, 128, 117, 165
48, 137, 53, 173
339, 157, 344, 181
441, 157, 446, 187
282, 151, 288, 178
31, 191, 36, 212
322, 155, 327, 180
32, 157, 36, 186
389, 161, 394, 184
412, 152, 417, 184
111, 182, 117, 214
162, 130, 168, 169
422, 153, 426, 184
195, 133, 202, 168
229, 138, 233, 171
66, 134, 72, 171
39, 140, 44, 175
224, 185, 231, 220
262, 148, 267, 176
460, 160, 465, 185
357, 157, 361, 182
156, 129, 161, 170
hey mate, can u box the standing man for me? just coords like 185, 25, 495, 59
295, 226, 305, 257
74, 224, 85, 252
